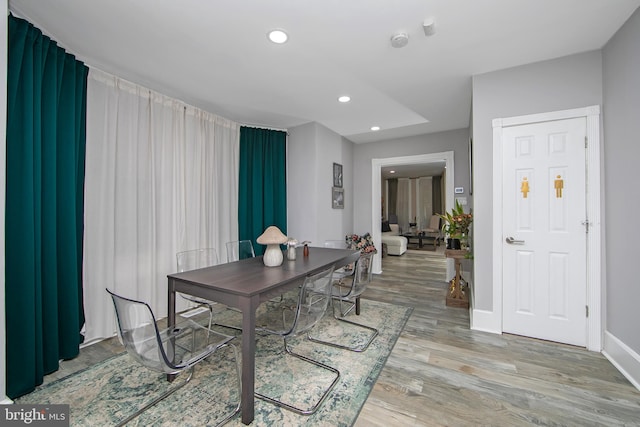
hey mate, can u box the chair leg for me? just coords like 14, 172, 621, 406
255, 338, 340, 416
115, 367, 194, 427
207, 303, 243, 333
115, 344, 242, 427
307, 298, 379, 353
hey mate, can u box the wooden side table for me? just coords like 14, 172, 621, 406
445, 249, 469, 308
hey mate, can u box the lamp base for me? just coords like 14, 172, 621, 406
263, 244, 284, 267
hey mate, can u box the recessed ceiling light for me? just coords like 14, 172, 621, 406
338, 95, 351, 103
267, 29, 288, 44
371, 126, 380, 131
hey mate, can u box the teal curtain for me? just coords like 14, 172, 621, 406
5, 15, 88, 398
238, 127, 287, 255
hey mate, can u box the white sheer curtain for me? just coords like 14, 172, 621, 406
396, 178, 410, 233
82, 69, 239, 343
417, 177, 433, 229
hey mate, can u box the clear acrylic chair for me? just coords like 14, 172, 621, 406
308, 252, 379, 352
176, 248, 219, 331
229, 239, 284, 305
323, 240, 346, 249
225, 239, 255, 262
324, 240, 354, 284
106, 289, 241, 427
254, 266, 340, 415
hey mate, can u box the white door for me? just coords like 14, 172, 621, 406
502, 117, 587, 346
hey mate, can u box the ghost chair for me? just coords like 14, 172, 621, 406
225, 239, 256, 262
308, 252, 378, 352
229, 238, 285, 305
323, 240, 346, 249
254, 266, 340, 415
175, 248, 225, 333
106, 289, 241, 427
323, 239, 355, 284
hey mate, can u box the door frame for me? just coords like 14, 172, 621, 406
371, 152, 455, 276
492, 105, 602, 351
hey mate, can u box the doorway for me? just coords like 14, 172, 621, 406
371, 152, 455, 276
492, 106, 602, 351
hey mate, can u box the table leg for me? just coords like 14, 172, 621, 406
240, 296, 259, 425
167, 279, 176, 382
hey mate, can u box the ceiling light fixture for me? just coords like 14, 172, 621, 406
390, 32, 409, 48
267, 29, 288, 44
422, 18, 436, 36
338, 95, 351, 103
371, 126, 380, 131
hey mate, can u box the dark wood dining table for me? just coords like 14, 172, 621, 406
167, 246, 360, 425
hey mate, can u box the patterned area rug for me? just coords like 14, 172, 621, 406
17, 299, 412, 426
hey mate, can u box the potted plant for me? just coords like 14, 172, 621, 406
439, 200, 473, 250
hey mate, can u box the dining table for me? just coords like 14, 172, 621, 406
167, 245, 360, 425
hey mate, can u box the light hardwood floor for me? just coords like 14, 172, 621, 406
42, 248, 640, 426
356, 248, 640, 427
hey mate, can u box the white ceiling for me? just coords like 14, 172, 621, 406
9, 0, 640, 144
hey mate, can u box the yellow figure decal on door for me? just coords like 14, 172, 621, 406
554, 175, 564, 198
520, 176, 530, 198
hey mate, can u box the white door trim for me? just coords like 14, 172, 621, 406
492, 105, 602, 351
371, 152, 454, 275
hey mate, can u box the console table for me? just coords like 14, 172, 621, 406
403, 232, 437, 249
444, 249, 469, 308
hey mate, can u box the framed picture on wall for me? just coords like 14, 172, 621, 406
332, 187, 344, 209
333, 162, 343, 188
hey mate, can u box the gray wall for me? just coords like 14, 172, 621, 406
471, 51, 603, 311
352, 128, 471, 238
287, 122, 354, 245
602, 8, 640, 353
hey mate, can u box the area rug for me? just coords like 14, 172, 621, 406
16, 299, 412, 426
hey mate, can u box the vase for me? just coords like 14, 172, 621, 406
447, 238, 461, 250
263, 244, 284, 267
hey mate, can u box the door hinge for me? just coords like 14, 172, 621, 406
586, 305, 589, 318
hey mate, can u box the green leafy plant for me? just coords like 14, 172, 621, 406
439, 200, 473, 239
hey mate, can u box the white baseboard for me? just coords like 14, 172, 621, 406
470, 308, 501, 334
602, 331, 640, 391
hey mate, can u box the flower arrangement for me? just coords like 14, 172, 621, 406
345, 232, 378, 254
439, 200, 473, 239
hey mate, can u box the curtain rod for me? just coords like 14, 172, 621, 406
240, 123, 289, 134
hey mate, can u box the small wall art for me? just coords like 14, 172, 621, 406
333, 162, 343, 188
332, 187, 344, 209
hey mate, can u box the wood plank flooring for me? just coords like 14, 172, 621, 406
39, 247, 640, 426
356, 248, 640, 426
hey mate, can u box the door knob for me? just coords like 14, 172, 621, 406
506, 236, 525, 244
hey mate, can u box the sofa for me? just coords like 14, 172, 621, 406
381, 223, 407, 256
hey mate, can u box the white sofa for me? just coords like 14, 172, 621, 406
381, 223, 407, 256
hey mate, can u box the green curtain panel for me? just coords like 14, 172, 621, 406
238, 127, 287, 256
6, 15, 88, 398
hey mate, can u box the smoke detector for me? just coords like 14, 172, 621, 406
390, 32, 409, 48
423, 18, 436, 36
